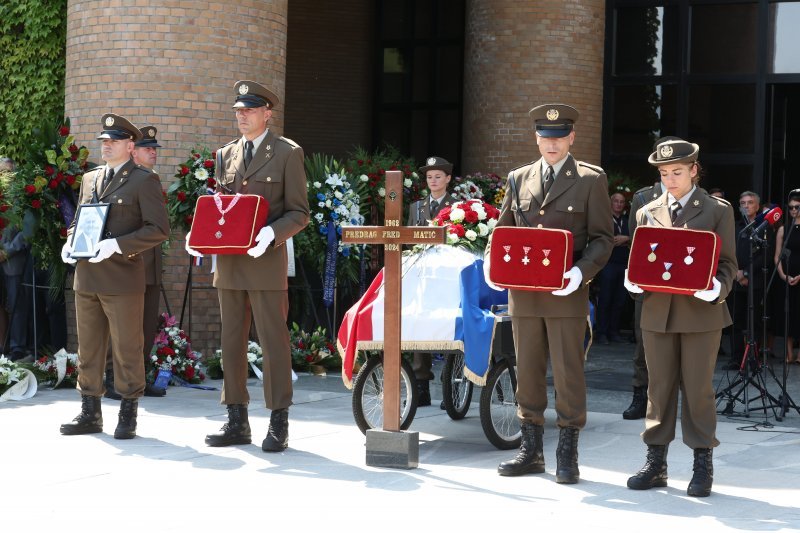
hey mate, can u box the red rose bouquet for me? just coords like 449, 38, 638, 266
431, 199, 501, 252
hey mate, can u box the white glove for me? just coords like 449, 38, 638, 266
88, 239, 121, 263
184, 231, 203, 258
482, 256, 504, 292
61, 242, 77, 265
552, 266, 583, 296
624, 268, 644, 294
247, 226, 275, 258
694, 277, 721, 302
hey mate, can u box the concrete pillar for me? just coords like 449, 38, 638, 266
462, 0, 605, 175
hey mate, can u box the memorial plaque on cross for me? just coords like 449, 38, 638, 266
342, 170, 445, 432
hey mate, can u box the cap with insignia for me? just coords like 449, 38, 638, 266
529, 104, 579, 138
232, 80, 279, 109
97, 114, 142, 142
135, 125, 162, 148
648, 139, 699, 166
418, 156, 453, 175
651, 135, 684, 152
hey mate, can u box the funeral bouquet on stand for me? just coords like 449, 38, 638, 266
0, 355, 38, 402
166, 147, 217, 234
26, 349, 79, 388
290, 322, 340, 375
146, 313, 205, 386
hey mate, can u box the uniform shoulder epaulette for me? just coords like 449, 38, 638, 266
508, 160, 536, 174
278, 136, 300, 149
218, 138, 237, 150
707, 194, 731, 207
577, 161, 604, 173
634, 184, 654, 195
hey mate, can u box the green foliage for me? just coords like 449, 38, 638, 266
343, 145, 422, 223
607, 172, 647, 206
0, 1, 67, 164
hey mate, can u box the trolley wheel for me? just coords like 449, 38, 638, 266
479, 358, 521, 450
441, 352, 473, 420
351, 354, 418, 435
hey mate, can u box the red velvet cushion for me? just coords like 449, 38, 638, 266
188, 194, 269, 254
628, 226, 720, 295
489, 227, 574, 291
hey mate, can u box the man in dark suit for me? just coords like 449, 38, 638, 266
60, 113, 170, 439
486, 104, 613, 484
405, 156, 459, 406
187, 80, 309, 452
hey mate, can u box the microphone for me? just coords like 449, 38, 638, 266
749, 206, 782, 236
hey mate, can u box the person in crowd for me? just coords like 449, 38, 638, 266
186, 80, 309, 452
725, 191, 769, 370
708, 188, 725, 199
406, 156, 459, 407
625, 138, 736, 497
622, 136, 683, 420
774, 189, 800, 363
104, 125, 167, 400
59, 113, 169, 440
594, 191, 631, 345
486, 103, 613, 484
0, 156, 27, 360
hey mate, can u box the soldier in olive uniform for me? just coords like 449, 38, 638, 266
406, 156, 459, 407
186, 81, 309, 452
625, 139, 736, 497
622, 136, 683, 420
105, 125, 167, 400
60, 114, 170, 439
486, 104, 614, 484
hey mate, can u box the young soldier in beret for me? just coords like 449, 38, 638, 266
186, 81, 309, 452
486, 104, 613, 484
60, 114, 170, 439
624, 139, 736, 497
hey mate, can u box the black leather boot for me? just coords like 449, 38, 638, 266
687, 448, 713, 497
555, 427, 580, 484
497, 423, 545, 476
144, 383, 166, 397
205, 404, 252, 447
60, 395, 103, 435
627, 444, 668, 490
262, 407, 289, 452
622, 386, 647, 420
114, 398, 138, 439
103, 367, 122, 401
417, 380, 431, 407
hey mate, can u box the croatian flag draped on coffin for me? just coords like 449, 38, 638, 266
336, 246, 508, 388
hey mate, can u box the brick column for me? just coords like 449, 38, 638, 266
64, 0, 289, 356
462, 0, 605, 175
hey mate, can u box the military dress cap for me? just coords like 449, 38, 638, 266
651, 135, 684, 151
232, 80, 279, 109
418, 156, 453, 175
648, 139, 700, 166
97, 114, 142, 142
135, 125, 162, 148
529, 103, 579, 138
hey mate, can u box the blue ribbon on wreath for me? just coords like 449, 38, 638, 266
322, 219, 338, 308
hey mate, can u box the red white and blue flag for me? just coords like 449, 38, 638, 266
336, 246, 508, 388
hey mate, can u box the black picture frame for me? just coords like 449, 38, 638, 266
69, 203, 110, 259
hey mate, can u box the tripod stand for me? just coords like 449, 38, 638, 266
715, 224, 781, 420
770, 218, 800, 418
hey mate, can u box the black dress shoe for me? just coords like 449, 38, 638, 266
144, 383, 166, 397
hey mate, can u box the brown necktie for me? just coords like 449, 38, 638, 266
543, 165, 554, 196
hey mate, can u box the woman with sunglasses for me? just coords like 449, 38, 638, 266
774, 189, 800, 363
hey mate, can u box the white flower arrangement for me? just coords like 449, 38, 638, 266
310, 168, 365, 259
452, 179, 484, 201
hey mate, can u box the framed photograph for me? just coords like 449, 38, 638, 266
69, 203, 110, 259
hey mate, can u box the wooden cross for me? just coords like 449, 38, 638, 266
342, 170, 445, 431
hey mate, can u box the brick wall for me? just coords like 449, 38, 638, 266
64, 0, 289, 356
462, 0, 606, 175
284, 0, 373, 159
